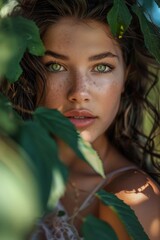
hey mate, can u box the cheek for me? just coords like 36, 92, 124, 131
40, 77, 66, 108
97, 78, 124, 121
93, 75, 124, 100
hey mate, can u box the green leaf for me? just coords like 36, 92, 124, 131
107, 0, 132, 37
82, 214, 118, 240
0, 0, 8, 9
0, 16, 45, 82
132, 4, 160, 63
96, 190, 149, 240
0, 94, 18, 134
17, 121, 68, 209
78, 136, 105, 178
0, 136, 41, 239
34, 107, 105, 177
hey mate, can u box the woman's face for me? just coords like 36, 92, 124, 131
41, 17, 126, 144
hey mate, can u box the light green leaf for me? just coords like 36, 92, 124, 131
82, 214, 118, 240
0, 16, 45, 82
107, 0, 132, 37
132, 4, 160, 63
34, 107, 105, 177
96, 190, 149, 240
78, 137, 105, 178
0, 136, 41, 239
17, 121, 68, 209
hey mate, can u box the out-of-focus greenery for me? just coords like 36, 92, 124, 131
0, 16, 45, 82
143, 69, 160, 172
0, 136, 41, 240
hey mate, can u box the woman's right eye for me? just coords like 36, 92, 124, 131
45, 63, 66, 72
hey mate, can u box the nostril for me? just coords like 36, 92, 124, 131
68, 91, 90, 103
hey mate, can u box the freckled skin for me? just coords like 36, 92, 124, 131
41, 17, 126, 143
39, 17, 160, 240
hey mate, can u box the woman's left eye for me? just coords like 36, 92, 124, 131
94, 64, 112, 73
46, 63, 65, 72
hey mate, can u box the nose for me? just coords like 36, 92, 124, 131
67, 72, 90, 103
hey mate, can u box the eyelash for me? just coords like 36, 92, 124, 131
45, 62, 66, 72
92, 63, 114, 73
45, 62, 114, 73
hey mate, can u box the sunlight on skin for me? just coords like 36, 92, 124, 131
124, 181, 150, 195
120, 190, 149, 205
150, 218, 160, 238
80, 130, 92, 142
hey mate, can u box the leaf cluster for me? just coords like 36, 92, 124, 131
107, 0, 160, 63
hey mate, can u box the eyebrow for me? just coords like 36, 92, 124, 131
45, 50, 69, 60
88, 52, 119, 61
45, 50, 119, 61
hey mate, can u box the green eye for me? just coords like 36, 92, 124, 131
95, 64, 110, 73
47, 63, 65, 72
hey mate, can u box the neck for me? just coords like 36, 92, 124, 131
57, 134, 110, 175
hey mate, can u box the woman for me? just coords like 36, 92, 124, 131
2, 0, 160, 239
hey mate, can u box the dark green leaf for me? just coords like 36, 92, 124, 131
17, 121, 68, 209
82, 214, 118, 240
0, 94, 18, 134
132, 4, 160, 63
34, 107, 105, 177
107, 0, 132, 37
0, 16, 45, 82
96, 190, 149, 240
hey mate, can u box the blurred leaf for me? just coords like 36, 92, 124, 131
17, 121, 68, 209
132, 4, 160, 63
0, 0, 8, 9
96, 190, 149, 240
0, 16, 45, 82
78, 137, 105, 178
82, 215, 118, 240
107, 0, 132, 37
0, 136, 41, 239
0, 94, 18, 134
34, 107, 105, 178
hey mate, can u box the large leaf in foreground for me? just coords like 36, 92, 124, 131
0, 94, 18, 134
132, 4, 160, 63
82, 215, 118, 240
0, 16, 45, 82
0, 136, 41, 240
34, 107, 105, 177
107, 0, 132, 37
17, 121, 67, 209
96, 190, 149, 240
0, 0, 8, 9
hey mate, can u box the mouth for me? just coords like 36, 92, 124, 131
64, 109, 97, 129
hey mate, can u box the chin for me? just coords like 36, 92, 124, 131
79, 130, 95, 144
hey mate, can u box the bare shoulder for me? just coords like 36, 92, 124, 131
99, 168, 160, 240
106, 168, 160, 204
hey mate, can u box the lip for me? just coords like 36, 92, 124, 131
64, 109, 97, 128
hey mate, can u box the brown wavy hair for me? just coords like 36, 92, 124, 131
1, 0, 160, 180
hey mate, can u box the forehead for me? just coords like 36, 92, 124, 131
42, 17, 123, 59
